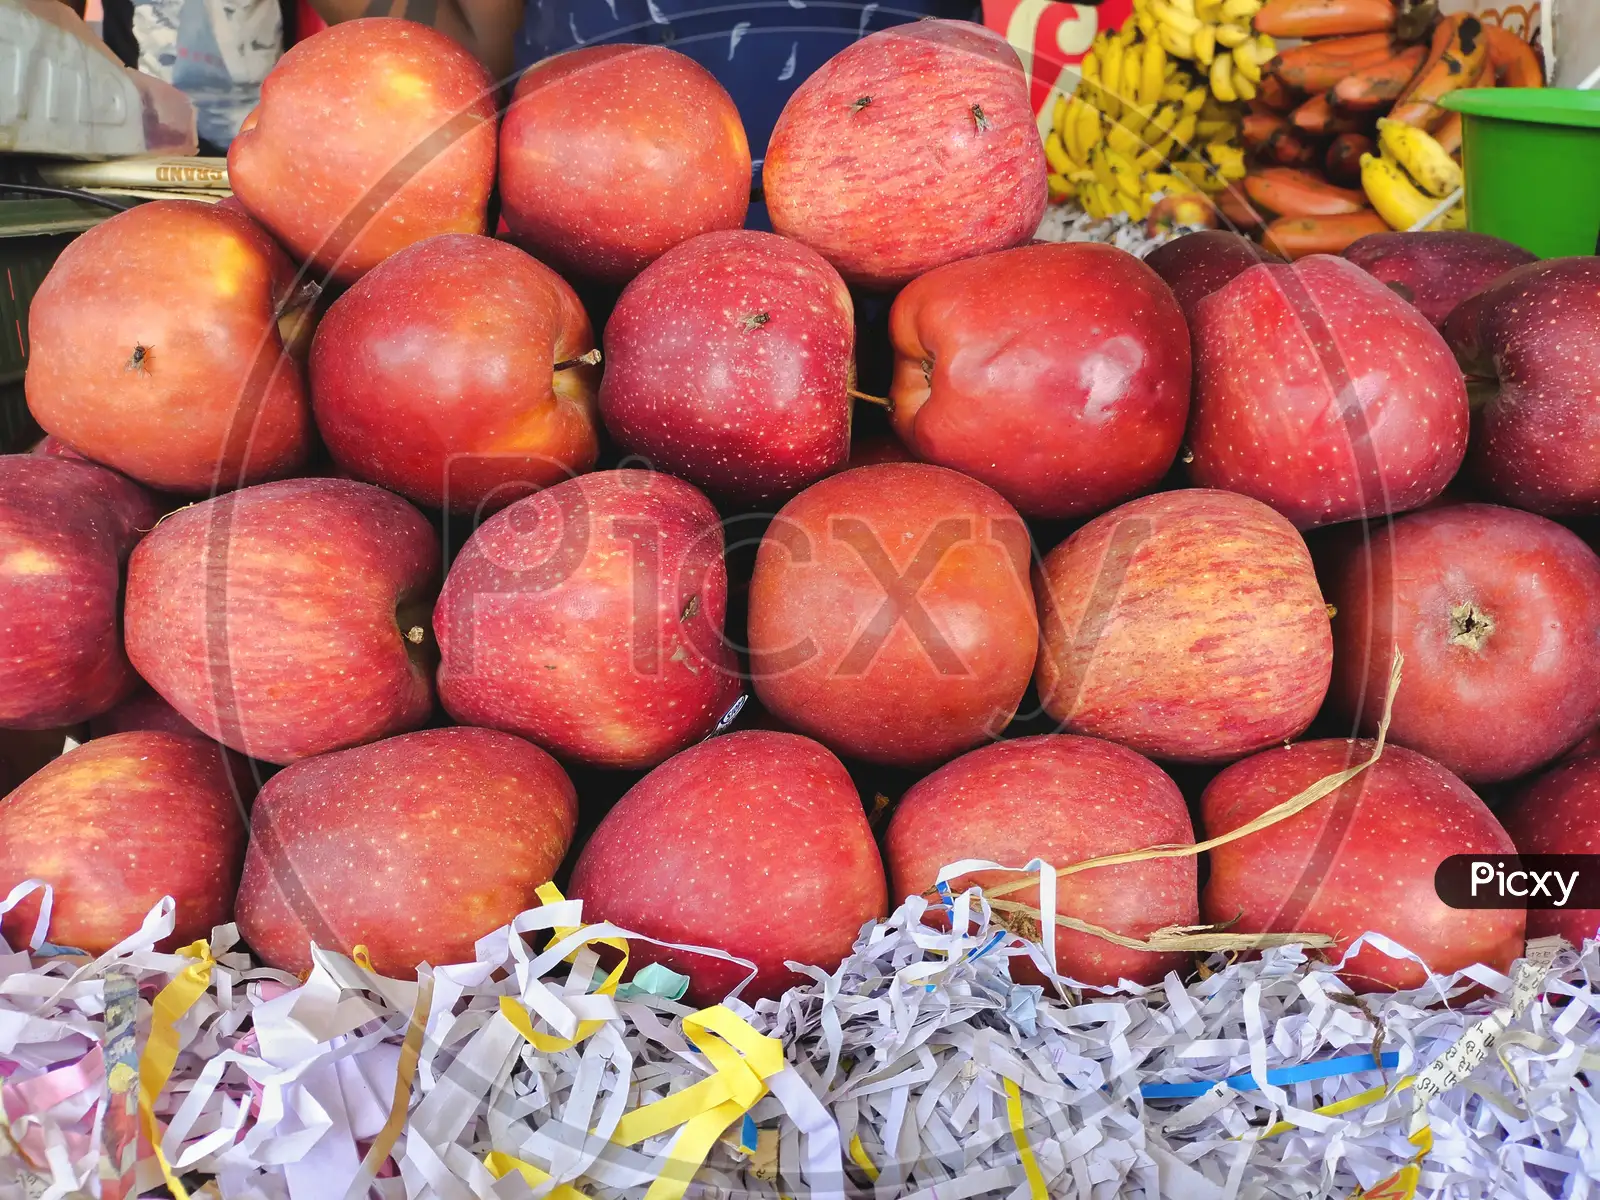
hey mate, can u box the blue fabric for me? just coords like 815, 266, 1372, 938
513, 1, 982, 161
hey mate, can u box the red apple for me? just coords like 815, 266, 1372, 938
1188, 253, 1469, 529
1326, 503, 1600, 784
235, 727, 575, 975
763, 20, 1047, 289
0, 732, 250, 954
24, 200, 311, 493
1142, 229, 1283, 324
435, 470, 739, 769
30, 436, 84, 461
569, 730, 886, 1003
1342, 230, 1536, 329
228, 19, 497, 283
1036, 489, 1332, 763
1500, 757, 1600, 948
499, 45, 750, 284
888, 242, 1190, 519
1201, 739, 1524, 991
748, 463, 1037, 767
1446, 257, 1600, 516
89, 686, 207, 740
124, 479, 439, 765
0, 456, 160, 729
598, 231, 853, 506
310, 234, 599, 514
886, 734, 1196, 986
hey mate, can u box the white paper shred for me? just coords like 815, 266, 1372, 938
2, 879, 1598, 1200
1033, 203, 1202, 258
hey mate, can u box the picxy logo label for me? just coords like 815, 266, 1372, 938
1435, 855, 1600, 909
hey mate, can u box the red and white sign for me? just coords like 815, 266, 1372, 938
983, 0, 1136, 131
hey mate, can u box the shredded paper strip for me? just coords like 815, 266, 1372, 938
1, 875, 1596, 1200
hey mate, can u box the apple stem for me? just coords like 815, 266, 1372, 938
554, 349, 603, 372
849, 388, 892, 410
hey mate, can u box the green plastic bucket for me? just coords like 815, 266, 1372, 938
1440, 88, 1600, 259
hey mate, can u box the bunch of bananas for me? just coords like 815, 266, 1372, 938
1045, 0, 1274, 220
1140, 0, 1277, 103
1359, 118, 1465, 231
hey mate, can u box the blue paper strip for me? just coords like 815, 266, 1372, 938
1139, 1050, 1402, 1099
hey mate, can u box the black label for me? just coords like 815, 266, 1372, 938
1435, 855, 1600, 909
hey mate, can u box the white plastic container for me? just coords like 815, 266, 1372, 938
0, 0, 196, 159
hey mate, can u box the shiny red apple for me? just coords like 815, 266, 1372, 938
1326, 503, 1600, 784
310, 233, 599, 514
228, 19, 497, 283
1446, 257, 1600, 516
748, 463, 1037, 767
500, 45, 750, 283
886, 734, 1196, 986
235, 727, 575, 975
569, 731, 887, 1003
1500, 756, 1600, 948
25, 200, 311, 493
0, 456, 160, 729
1202, 739, 1524, 992
888, 241, 1190, 519
599, 230, 853, 506
0, 732, 250, 954
1343, 230, 1536, 329
1036, 489, 1332, 763
434, 470, 739, 769
1142, 229, 1283, 324
763, 20, 1046, 289
124, 479, 439, 765
1188, 253, 1469, 529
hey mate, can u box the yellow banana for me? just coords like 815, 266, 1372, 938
1138, 134, 1178, 167
1091, 147, 1119, 193
1232, 43, 1262, 82
1172, 111, 1199, 146
1196, 170, 1230, 193
1136, 8, 1158, 37
1161, 78, 1190, 101
1215, 21, 1251, 47
1045, 132, 1076, 175
1208, 51, 1236, 102
1181, 84, 1208, 112
1047, 172, 1075, 201
1152, 0, 1203, 35
1171, 0, 1197, 14
1173, 160, 1210, 183
1081, 50, 1100, 86
1377, 118, 1463, 199
1362, 152, 1444, 230
1101, 37, 1125, 111
1195, 0, 1224, 21
1158, 24, 1196, 58
1220, 0, 1261, 20
1147, 170, 1198, 194
1254, 33, 1277, 64
1206, 141, 1246, 181
1165, 59, 1180, 79
1441, 203, 1466, 230
1147, 102, 1180, 139
1106, 148, 1142, 193
1141, 40, 1167, 106
1107, 120, 1144, 157
1193, 23, 1217, 66
1234, 70, 1257, 100
1123, 44, 1145, 102
1074, 99, 1103, 160
1052, 93, 1070, 137
1195, 117, 1236, 140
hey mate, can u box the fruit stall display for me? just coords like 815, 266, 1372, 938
1041, 0, 1546, 254
2, 12, 1600, 1200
